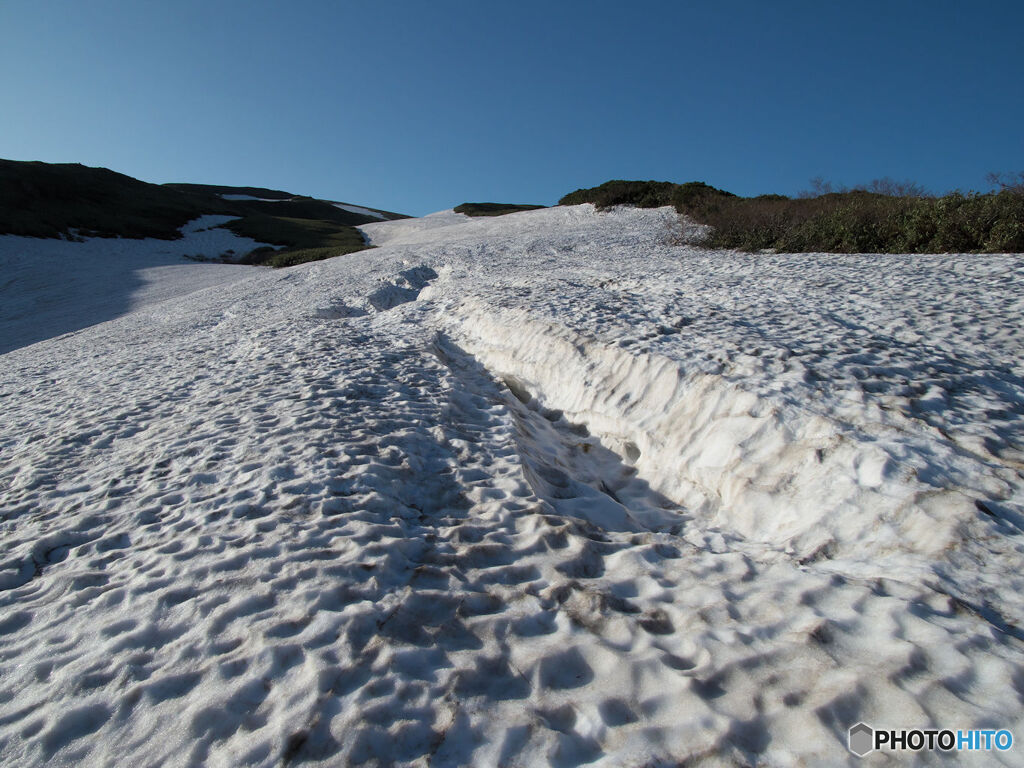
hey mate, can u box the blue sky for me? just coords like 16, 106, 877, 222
2, 1, 1021, 215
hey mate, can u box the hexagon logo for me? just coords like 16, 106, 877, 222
848, 722, 874, 757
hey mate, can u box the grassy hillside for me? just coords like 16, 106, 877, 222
225, 215, 370, 267
0, 159, 409, 266
165, 183, 409, 222
454, 202, 546, 217
164, 182, 294, 200
0, 159, 226, 240
560, 179, 1024, 253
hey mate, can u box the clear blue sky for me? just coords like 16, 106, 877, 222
2, 1, 1021, 216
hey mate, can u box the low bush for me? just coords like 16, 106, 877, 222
559, 180, 681, 209
560, 178, 1024, 253
700, 190, 1024, 253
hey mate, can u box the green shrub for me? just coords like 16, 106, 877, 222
561, 178, 1024, 253
559, 180, 680, 209
713, 190, 1024, 253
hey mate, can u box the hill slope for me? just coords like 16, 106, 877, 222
0, 158, 407, 265
2, 205, 1023, 765
0, 160, 409, 351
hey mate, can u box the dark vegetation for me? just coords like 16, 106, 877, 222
228, 216, 369, 268
214, 198, 386, 267
454, 202, 546, 217
164, 183, 294, 200
559, 180, 734, 211
0, 159, 408, 267
560, 178, 1024, 253
1, 159, 220, 240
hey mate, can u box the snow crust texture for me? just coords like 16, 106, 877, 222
1, 205, 1023, 766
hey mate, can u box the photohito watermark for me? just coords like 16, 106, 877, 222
848, 722, 1013, 757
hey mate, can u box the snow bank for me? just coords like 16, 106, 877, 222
447, 300, 977, 561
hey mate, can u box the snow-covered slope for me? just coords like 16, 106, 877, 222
334, 203, 388, 220
0, 215, 275, 353
1, 205, 1023, 766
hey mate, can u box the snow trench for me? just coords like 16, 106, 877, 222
432, 333, 688, 538
445, 300, 980, 562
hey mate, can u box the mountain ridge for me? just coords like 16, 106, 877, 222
0, 158, 407, 267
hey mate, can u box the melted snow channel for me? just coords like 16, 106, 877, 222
447, 300, 980, 562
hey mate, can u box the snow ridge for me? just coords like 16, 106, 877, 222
446, 300, 978, 561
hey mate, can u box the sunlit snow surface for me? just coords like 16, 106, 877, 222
1, 205, 1023, 766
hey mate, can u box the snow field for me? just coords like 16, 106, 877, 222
0, 205, 1022, 765
334, 203, 389, 220
0, 215, 276, 353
